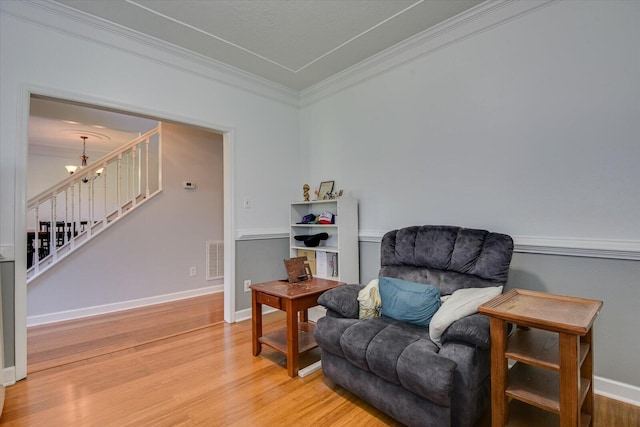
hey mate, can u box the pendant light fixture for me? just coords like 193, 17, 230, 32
65, 136, 103, 182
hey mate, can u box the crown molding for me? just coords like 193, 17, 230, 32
299, 0, 558, 107
1, 0, 560, 109
1, 0, 299, 107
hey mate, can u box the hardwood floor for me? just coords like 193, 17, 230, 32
2, 295, 638, 426
27, 293, 224, 373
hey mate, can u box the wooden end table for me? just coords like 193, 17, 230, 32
479, 288, 602, 427
250, 277, 345, 377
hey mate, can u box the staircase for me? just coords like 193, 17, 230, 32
26, 125, 162, 282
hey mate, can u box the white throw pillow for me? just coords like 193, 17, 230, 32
429, 286, 503, 347
358, 279, 381, 319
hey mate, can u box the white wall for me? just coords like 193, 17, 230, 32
0, 1, 300, 380
27, 153, 78, 199
0, 1, 300, 254
300, 0, 640, 242
300, 0, 640, 395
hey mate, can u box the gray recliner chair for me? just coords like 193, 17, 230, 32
314, 225, 514, 427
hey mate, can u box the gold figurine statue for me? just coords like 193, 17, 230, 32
303, 184, 310, 201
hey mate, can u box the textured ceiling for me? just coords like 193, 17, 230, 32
54, 0, 484, 91
29, 97, 158, 157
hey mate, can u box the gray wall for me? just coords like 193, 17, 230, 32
0, 262, 14, 367
235, 238, 290, 312
508, 253, 640, 388
359, 240, 640, 387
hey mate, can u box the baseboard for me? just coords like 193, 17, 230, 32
595, 376, 640, 407
234, 306, 277, 322
234, 305, 321, 323
26, 285, 223, 327
2, 367, 16, 387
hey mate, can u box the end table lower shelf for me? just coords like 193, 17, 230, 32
251, 277, 345, 377
258, 322, 317, 354
505, 400, 592, 427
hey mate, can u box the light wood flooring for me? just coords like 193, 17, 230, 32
2, 295, 638, 426
27, 293, 225, 374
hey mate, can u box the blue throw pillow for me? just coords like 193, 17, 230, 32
378, 277, 441, 327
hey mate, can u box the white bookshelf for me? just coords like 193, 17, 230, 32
289, 197, 359, 284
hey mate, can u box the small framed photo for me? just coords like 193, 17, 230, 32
318, 181, 334, 200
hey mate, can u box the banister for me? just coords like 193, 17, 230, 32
27, 126, 160, 209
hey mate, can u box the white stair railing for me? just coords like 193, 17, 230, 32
26, 124, 162, 282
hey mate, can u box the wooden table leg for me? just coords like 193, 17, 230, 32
581, 329, 594, 425
490, 317, 509, 427
559, 332, 580, 427
286, 299, 299, 377
252, 290, 262, 356
299, 308, 308, 323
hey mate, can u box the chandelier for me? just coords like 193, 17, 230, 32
65, 136, 103, 182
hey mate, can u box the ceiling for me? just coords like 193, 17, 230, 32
29, 96, 158, 158
31, 1, 483, 155
54, 0, 484, 91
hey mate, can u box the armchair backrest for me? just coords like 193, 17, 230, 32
379, 225, 514, 295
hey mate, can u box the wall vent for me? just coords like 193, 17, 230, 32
206, 240, 224, 280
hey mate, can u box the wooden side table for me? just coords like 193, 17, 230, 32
479, 289, 602, 427
251, 277, 345, 377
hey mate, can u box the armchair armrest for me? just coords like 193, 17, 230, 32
440, 313, 491, 349
317, 284, 364, 319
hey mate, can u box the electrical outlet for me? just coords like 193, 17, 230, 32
244, 279, 252, 292
189, 266, 197, 277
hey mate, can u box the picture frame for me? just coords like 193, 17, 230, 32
317, 181, 334, 200
284, 256, 313, 283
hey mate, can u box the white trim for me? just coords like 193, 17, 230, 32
235, 228, 289, 241
300, 0, 557, 106
11, 84, 237, 381
1, 367, 16, 387
223, 131, 236, 324
594, 376, 640, 407
13, 85, 31, 381
0, 246, 14, 262
357, 230, 640, 261
513, 236, 640, 261
298, 360, 322, 378
229, 228, 640, 260
26, 285, 223, 327
234, 305, 277, 323
358, 230, 385, 243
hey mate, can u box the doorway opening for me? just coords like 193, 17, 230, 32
22, 94, 232, 374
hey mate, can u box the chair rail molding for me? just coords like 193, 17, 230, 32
512, 236, 640, 261
235, 228, 289, 241
358, 230, 640, 261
